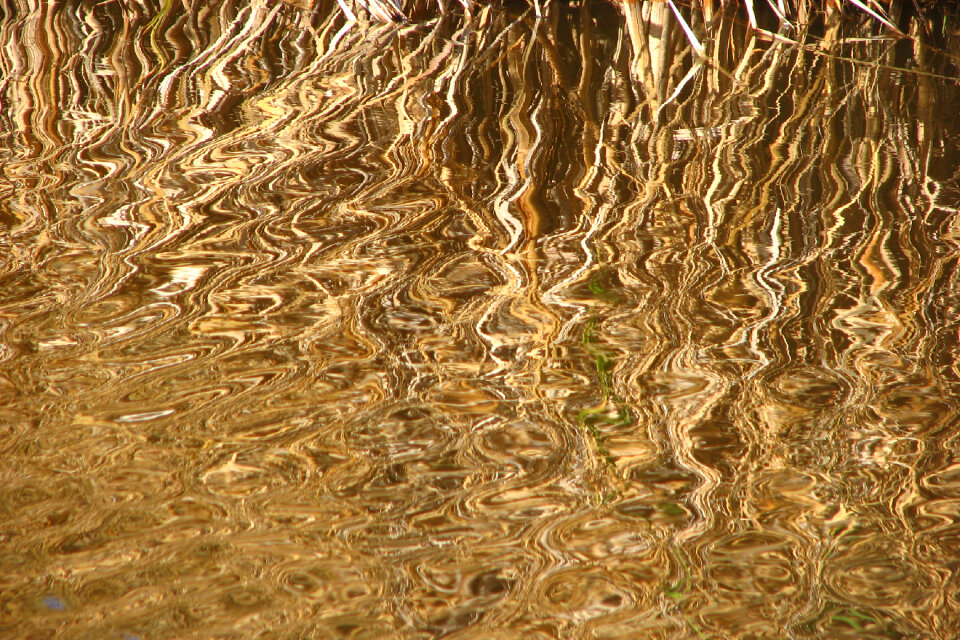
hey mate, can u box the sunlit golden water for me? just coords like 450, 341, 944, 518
2, 0, 960, 637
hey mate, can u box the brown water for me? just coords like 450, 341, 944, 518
2, 0, 960, 638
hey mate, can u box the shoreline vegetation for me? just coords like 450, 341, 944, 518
336, 0, 960, 71
322, 0, 960, 118
342, 0, 960, 38
330, 0, 960, 101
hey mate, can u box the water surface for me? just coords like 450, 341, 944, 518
1, 0, 960, 638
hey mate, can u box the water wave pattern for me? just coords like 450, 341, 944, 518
1, 0, 959, 638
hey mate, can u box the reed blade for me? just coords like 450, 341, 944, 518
846, 0, 900, 33
667, 0, 705, 58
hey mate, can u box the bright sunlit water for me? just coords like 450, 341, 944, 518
2, 0, 959, 638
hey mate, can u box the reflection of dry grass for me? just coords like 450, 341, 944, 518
345, 0, 908, 38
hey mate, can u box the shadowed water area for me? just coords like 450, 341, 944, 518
2, 0, 960, 637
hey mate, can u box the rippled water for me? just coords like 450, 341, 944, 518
2, 0, 960, 637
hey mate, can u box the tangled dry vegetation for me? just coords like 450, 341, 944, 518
328, 0, 960, 80
344, 0, 910, 37
329, 0, 956, 102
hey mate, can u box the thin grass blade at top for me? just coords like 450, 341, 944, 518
743, 0, 758, 30
336, 0, 357, 21
845, 0, 902, 33
667, 0, 705, 58
764, 0, 791, 27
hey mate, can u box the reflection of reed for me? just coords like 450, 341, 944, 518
1, 0, 959, 638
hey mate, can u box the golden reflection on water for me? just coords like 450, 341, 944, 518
1, 0, 960, 637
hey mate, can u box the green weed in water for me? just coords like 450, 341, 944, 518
831, 608, 879, 630
658, 502, 687, 517
578, 277, 633, 485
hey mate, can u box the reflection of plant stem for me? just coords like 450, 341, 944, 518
831, 607, 879, 630
663, 551, 709, 638
579, 285, 633, 483
687, 619, 708, 638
